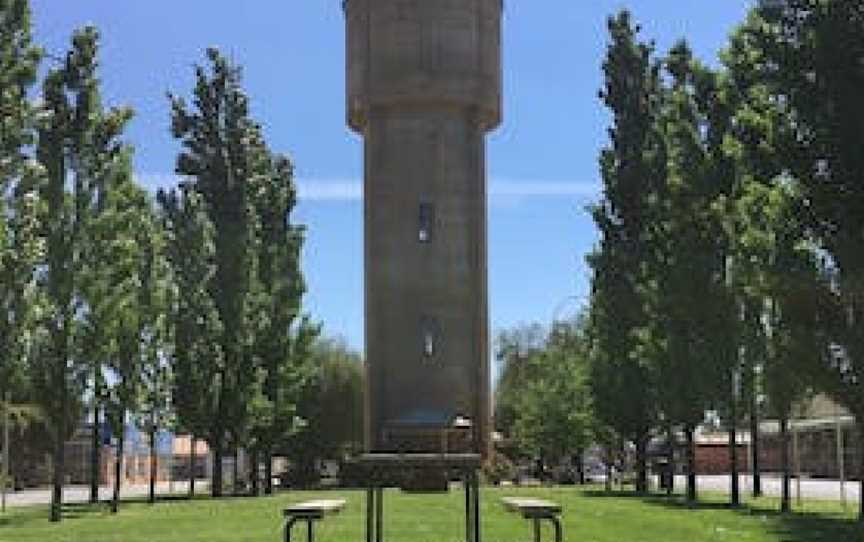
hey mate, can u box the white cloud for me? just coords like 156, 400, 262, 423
489, 180, 600, 198
297, 179, 362, 201
135, 174, 601, 202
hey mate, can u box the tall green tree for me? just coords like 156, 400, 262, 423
168, 49, 312, 496
718, 12, 814, 511
0, 1, 43, 506
33, 27, 133, 521
775, 1, 864, 521
131, 190, 171, 506
158, 184, 223, 498
743, 0, 864, 520
589, 10, 664, 494
645, 41, 733, 505
88, 173, 163, 514
247, 152, 311, 495
168, 49, 260, 497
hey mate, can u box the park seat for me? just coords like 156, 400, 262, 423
282, 498, 346, 542
502, 497, 563, 542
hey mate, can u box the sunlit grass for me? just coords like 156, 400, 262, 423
0, 485, 860, 542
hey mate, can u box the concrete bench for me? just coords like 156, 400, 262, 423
502, 497, 563, 542
283, 499, 346, 542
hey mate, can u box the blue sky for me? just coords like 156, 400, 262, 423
34, 1, 753, 354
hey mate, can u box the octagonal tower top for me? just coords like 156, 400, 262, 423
345, 0, 502, 133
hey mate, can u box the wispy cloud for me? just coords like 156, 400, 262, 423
489, 180, 600, 198
135, 174, 601, 202
297, 179, 362, 201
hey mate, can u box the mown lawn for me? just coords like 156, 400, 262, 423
0, 486, 861, 542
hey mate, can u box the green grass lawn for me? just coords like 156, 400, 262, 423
1, 486, 861, 542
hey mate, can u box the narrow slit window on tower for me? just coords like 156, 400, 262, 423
418, 202, 434, 243
420, 316, 440, 359
423, 330, 435, 357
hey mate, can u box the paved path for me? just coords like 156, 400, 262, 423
3, 476, 860, 508
671, 474, 860, 504
2, 481, 210, 508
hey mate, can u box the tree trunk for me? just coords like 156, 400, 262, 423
635, 433, 648, 494
666, 424, 675, 496
750, 397, 762, 498
148, 425, 157, 504
685, 424, 697, 505
189, 437, 196, 498
857, 421, 863, 523
232, 448, 239, 495
250, 448, 259, 496
264, 447, 273, 495
780, 416, 791, 513
212, 445, 223, 498
604, 457, 612, 493
90, 402, 100, 504
604, 445, 614, 493
112, 422, 124, 514
50, 420, 65, 522
729, 422, 739, 507
575, 449, 585, 485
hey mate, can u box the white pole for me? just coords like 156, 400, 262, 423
836, 410, 846, 510
2, 391, 9, 513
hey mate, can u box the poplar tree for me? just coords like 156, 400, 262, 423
158, 185, 222, 498
644, 41, 733, 505
755, 0, 864, 521
589, 11, 664, 494
168, 49, 262, 496
248, 154, 314, 494
0, 1, 42, 508
168, 49, 311, 496
34, 27, 133, 521
86, 172, 160, 514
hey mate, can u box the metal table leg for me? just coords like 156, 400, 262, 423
366, 488, 374, 542
307, 518, 314, 542
551, 516, 563, 542
464, 478, 473, 542
375, 487, 384, 542
284, 517, 299, 542
533, 518, 541, 542
472, 473, 481, 542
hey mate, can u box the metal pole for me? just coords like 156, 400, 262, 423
365, 487, 374, 542
472, 473, 480, 542
2, 391, 9, 513
793, 419, 801, 508
375, 487, 383, 542
465, 476, 472, 542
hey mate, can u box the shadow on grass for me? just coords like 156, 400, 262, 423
582, 489, 863, 542
0, 508, 46, 528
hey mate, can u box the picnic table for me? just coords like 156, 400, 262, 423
502, 497, 563, 542
283, 498, 346, 542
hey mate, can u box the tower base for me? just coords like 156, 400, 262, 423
353, 453, 483, 542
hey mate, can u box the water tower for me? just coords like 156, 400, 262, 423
345, 0, 501, 460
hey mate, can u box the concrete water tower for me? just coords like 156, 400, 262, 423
345, 0, 502, 457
